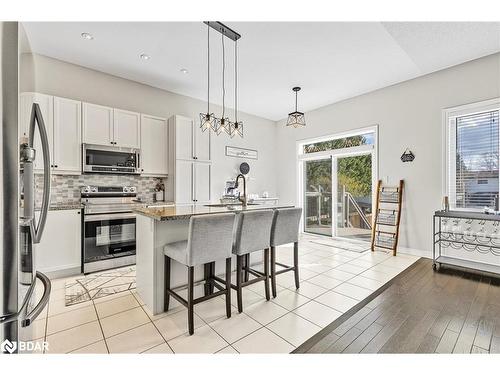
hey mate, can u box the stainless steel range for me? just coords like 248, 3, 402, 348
81, 185, 139, 273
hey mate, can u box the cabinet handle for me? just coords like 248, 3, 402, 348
54, 165, 58, 168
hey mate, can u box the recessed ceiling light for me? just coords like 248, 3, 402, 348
140, 53, 151, 61
81, 32, 94, 40
180, 68, 189, 74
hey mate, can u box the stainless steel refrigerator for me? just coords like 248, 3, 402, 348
1, 22, 52, 354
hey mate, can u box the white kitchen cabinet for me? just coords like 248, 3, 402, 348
169, 115, 212, 205
19, 93, 54, 171
173, 115, 194, 160
20, 93, 81, 175
114, 108, 141, 148
53, 97, 82, 173
35, 209, 82, 276
194, 162, 211, 203
82, 102, 114, 146
175, 160, 194, 204
170, 115, 210, 161
140, 114, 168, 176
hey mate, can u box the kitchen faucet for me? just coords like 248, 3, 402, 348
235, 174, 247, 207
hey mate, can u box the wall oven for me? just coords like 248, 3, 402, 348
81, 186, 138, 273
83, 143, 140, 174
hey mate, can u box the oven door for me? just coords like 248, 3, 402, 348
83, 212, 136, 266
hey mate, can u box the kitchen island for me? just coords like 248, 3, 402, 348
134, 203, 294, 315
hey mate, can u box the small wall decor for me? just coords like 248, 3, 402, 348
226, 146, 258, 160
401, 148, 415, 163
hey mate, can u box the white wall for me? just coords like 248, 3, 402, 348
20, 53, 278, 200
275, 53, 500, 255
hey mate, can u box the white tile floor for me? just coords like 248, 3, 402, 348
32, 236, 419, 354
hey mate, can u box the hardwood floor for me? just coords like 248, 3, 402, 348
294, 258, 500, 353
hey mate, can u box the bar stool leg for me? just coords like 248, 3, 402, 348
271, 246, 277, 298
203, 264, 210, 296
236, 255, 243, 313
164, 256, 171, 311
187, 266, 194, 335
264, 248, 270, 301
225, 257, 232, 318
244, 254, 250, 282
293, 241, 300, 289
209, 262, 215, 294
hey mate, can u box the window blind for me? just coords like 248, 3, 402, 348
453, 110, 499, 209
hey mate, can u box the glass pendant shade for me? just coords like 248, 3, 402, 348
286, 111, 306, 128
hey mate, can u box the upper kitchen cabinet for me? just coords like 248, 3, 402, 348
82, 102, 114, 146
169, 115, 210, 161
82, 103, 141, 148
140, 114, 168, 176
20, 93, 81, 174
52, 97, 82, 173
113, 108, 141, 148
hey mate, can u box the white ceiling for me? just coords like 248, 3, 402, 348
22, 22, 500, 121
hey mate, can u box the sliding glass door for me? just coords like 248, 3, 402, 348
302, 151, 374, 241
304, 158, 332, 236
335, 154, 373, 241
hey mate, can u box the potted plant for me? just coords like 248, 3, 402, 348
154, 179, 165, 202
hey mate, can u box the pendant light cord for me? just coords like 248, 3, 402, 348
295, 90, 298, 112
222, 34, 225, 119
207, 24, 210, 115
235, 39, 238, 124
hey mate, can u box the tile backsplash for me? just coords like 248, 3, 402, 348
35, 174, 167, 206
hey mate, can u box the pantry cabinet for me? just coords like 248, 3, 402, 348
20, 93, 81, 174
169, 115, 212, 204
140, 114, 168, 176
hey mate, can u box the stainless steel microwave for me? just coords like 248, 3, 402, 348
83, 143, 140, 174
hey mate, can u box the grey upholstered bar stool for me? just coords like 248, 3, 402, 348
230, 210, 274, 313
270, 207, 303, 298
163, 213, 236, 335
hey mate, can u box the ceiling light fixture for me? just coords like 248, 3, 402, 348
180, 68, 189, 74
140, 53, 151, 60
286, 87, 306, 128
200, 21, 243, 138
81, 32, 94, 40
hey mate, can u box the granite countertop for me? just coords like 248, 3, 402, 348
34, 202, 84, 211
134, 203, 294, 221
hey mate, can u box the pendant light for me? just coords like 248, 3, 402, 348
286, 86, 306, 128
199, 23, 217, 132
200, 22, 243, 138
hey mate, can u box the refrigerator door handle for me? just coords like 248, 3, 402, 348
28, 103, 51, 244
21, 272, 51, 327
0, 272, 51, 327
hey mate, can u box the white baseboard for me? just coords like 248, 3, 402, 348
397, 246, 431, 259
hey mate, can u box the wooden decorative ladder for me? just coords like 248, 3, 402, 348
370, 180, 404, 256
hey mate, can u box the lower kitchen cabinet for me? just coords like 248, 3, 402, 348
35, 209, 82, 277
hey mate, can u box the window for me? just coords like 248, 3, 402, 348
446, 99, 500, 210
303, 132, 374, 154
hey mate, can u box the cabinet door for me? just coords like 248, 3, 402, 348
20, 93, 54, 171
140, 115, 168, 175
194, 125, 210, 161
175, 160, 194, 204
114, 109, 141, 148
174, 116, 194, 160
82, 102, 113, 146
53, 97, 82, 174
35, 209, 82, 274
194, 163, 211, 203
